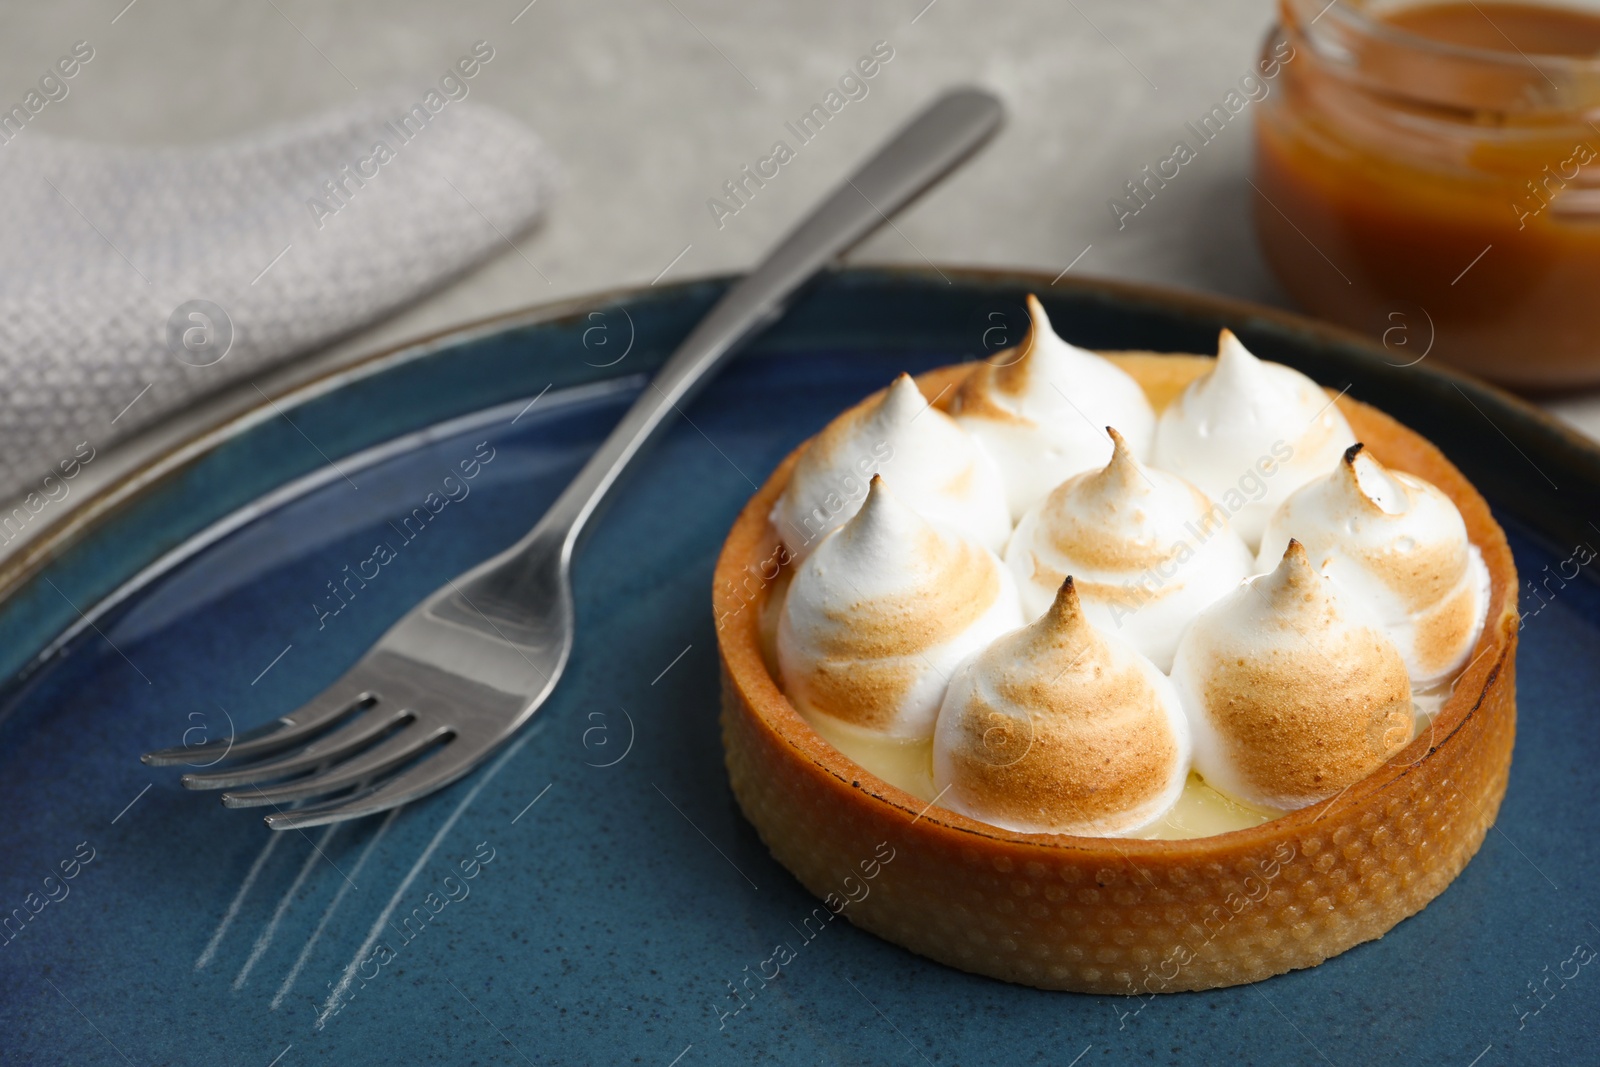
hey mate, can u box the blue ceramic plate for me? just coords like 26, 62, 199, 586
1, 268, 1597, 1067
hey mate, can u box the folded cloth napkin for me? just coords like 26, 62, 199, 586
0, 91, 557, 507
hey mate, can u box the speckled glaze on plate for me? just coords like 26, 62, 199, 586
0, 268, 1595, 1066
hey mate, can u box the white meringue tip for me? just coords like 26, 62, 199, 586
1338, 443, 1377, 495
1339, 443, 1409, 515
1010, 294, 1057, 371
850, 472, 907, 527
872, 372, 934, 429
1213, 329, 1263, 378
1217, 327, 1252, 358
1024, 293, 1053, 335
838, 474, 947, 555
881, 372, 925, 414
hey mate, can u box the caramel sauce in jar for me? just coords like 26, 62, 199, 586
1254, 0, 1600, 388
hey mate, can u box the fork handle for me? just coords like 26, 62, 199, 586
522, 87, 1004, 564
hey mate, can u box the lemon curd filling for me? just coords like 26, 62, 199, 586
796, 689, 1461, 839
807, 714, 936, 801
793, 679, 1451, 839
810, 719, 1272, 839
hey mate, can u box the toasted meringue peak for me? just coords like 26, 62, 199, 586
1089, 426, 1148, 495
1170, 540, 1415, 812
1153, 329, 1356, 550
1004, 427, 1253, 670
932, 577, 1191, 836
777, 477, 1024, 740
771, 373, 1011, 563
1257, 445, 1491, 687
950, 295, 1156, 520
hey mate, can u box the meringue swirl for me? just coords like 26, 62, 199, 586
1153, 330, 1356, 548
772, 373, 1010, 562
1170, 540, 1414, 812
933, 577, 1190, 836
1005, 427, 1253, 670
1257, 444, 1491, 688
951, 295, 1155, 520
777, 476, 1024, 740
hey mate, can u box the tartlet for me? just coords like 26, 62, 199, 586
714, 353, 1518, 994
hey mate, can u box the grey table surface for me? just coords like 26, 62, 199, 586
6, 0, 1599, 488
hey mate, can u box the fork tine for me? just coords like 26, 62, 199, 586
262, 736, 481, 830
142, 689, 377, 767
140, 719, 293, 767
179, 704, 412, 790
221, 726, 451, 809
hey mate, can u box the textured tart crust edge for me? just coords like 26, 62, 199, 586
714, 354, 1519, 994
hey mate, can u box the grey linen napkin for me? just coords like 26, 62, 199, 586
0, 90, 557, 508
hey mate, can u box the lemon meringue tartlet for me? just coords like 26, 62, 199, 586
716, 333, 1518, 994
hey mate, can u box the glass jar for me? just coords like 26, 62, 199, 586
1253, 0, 1600, 389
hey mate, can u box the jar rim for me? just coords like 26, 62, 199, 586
1282, 0, 1600, 116
1288, 0, 1600, 72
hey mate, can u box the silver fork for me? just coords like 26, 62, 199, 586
142, 88, 1005, 830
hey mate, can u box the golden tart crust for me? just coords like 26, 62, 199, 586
714, 354, 1518, 994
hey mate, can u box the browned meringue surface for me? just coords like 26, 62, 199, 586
716, 354, 1519, 993
1258, 444, 1490, 685
1175, 541, 1414, 812
775, 476, 1019, 736
771, 373, 1009, 560
933, 578, 1188, 836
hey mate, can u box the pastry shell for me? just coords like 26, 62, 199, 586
714, 354, 1518, 993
